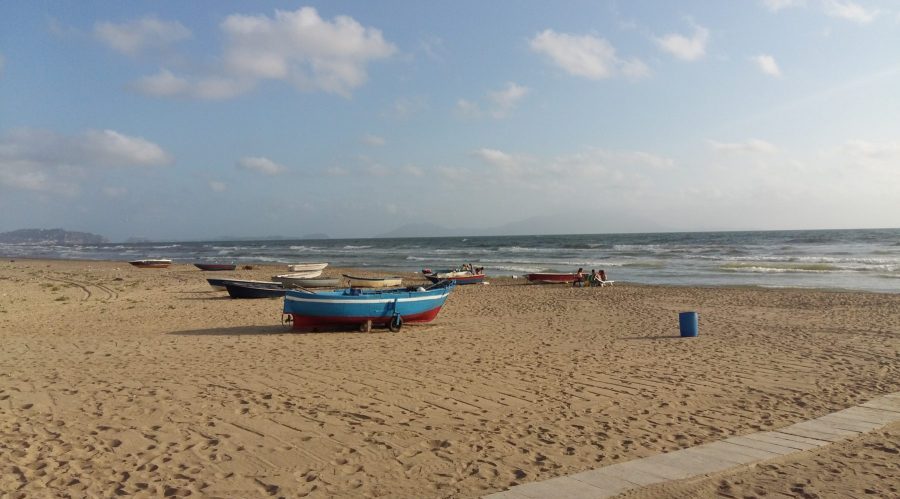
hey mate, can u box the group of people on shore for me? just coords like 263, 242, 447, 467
574, 267, 608, 287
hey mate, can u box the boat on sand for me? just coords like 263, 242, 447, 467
273, 276, 341, 289
423, 270, 485, 285
287, 263, 328, 272
194, 263, 236, 271
207, 278, 277, 291
283, 280, 454, 331
342, 274, 403, 288
129, 259, 172, 268
224, 281, 285, 299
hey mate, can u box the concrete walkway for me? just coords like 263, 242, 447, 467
484, 392, 900, 499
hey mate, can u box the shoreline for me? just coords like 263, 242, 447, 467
1, 258, 898, 497
2, 256, 895, 295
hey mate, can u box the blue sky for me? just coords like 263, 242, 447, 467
1, 1, 898, 241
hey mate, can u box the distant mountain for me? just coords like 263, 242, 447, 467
0, 228, 107, 244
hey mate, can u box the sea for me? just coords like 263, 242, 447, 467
2, 229, 898, 293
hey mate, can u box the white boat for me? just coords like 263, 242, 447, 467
273, 269, 323, 281
342, 274, 403, 288
274, 276, 342, 289
287, 262, 328, 272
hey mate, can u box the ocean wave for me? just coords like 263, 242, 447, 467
622, 261, 667, 269
720, 262, 840, 273
343, 245, 372, 249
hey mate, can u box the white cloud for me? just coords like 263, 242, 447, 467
0, 128, 171, 194
530, 29, 648, 80
362, 134, 386, 146
221, 6, 396, 97
709, 139, 779, 154
655, 25, 709, 61
209, 180, 227, 192
487, 82, 529, 118
94, 16, 191, 56
752, 54, 782, 77
823, 0, 879, 24
762, 0, 806, 11
132, 69, 190, 96
236, 156, 286, 175
132, 69, 254, 100
455, 98, 482, 118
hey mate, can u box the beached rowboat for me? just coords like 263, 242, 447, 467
194, 263, 236, 271
287, 263, 328, 272
207, 278, 277, 291
273, 269, 323, 280
343, 274, 403, 288
283, 281, 454, 331
129, 259, 172, 268
274, 276, 342, 289
423, 271, 485, 285
224, 281, 285, 299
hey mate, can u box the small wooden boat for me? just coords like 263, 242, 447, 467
342, 274, 403, 288
129, 259, 172, 268
525, 272, 581, 284
273, 276, 342, 289
224, 281, 285, 299
423, 271, 485, 285
194, 263, 237, 271
283, 280, 455, 331
287, 263, 328, 272
207, 278, 275, 291
273, 269, 323, 280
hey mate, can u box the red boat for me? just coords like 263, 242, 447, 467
194, 263, 237, 271
525, 272, 580, 284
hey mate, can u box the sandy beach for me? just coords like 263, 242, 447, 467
1, 258, 898, 498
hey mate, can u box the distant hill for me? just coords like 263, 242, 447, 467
0, 228, 107, 244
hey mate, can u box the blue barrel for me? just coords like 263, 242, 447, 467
679, 312, 698, 337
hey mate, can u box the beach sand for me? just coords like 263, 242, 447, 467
1, 259, 897, 498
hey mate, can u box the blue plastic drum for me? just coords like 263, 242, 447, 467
679, 312, 699, 337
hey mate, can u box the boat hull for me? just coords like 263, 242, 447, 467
287, 263, 328, 272
275, 277, 342, 289
194, 263, 236, 271
525, 273, 579, 284
208, 278, 278, 291
284, 282, 454, 330
342, 274, 403, 288
424, 273, 485, 285
224, 282, 285, 299
129, 259, 172, 268
273, 270, 323, 280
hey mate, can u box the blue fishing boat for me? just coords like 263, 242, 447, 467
283, 280, 455, 331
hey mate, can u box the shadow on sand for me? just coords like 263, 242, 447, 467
169, 324, 293, 336
621, 335, 689, 340
169, 323, 414, 336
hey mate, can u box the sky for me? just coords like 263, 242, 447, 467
1, 0, 899, 241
